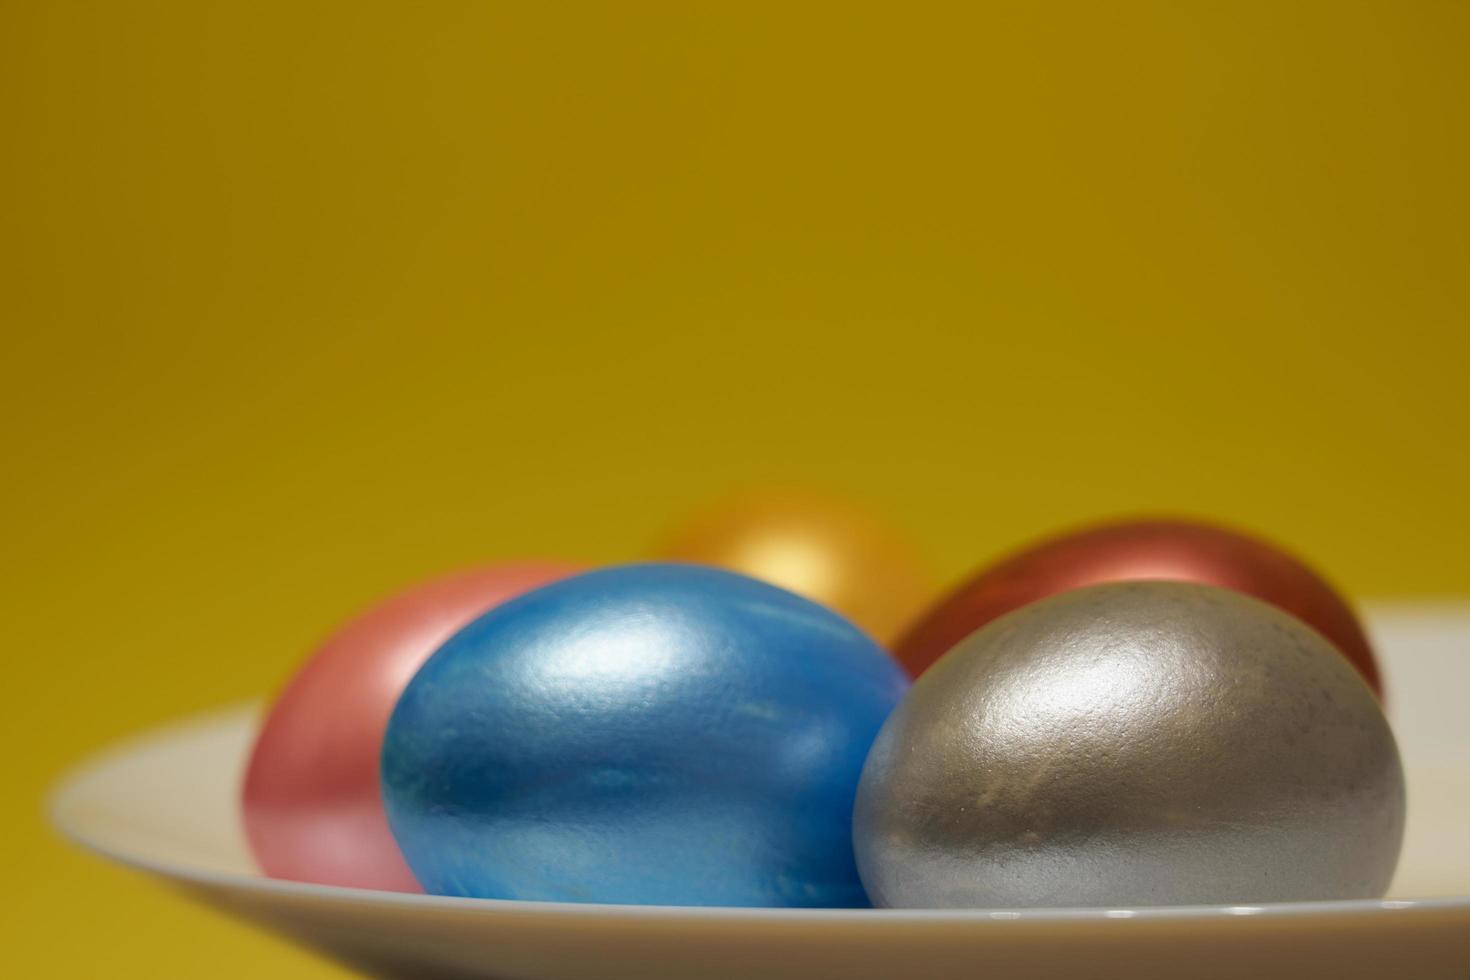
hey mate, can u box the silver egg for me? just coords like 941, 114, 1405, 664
853, 581, 1405, 908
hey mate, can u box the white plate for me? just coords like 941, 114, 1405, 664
51, 604, 1470, 980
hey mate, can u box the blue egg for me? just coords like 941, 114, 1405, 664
381, 562, 908, 907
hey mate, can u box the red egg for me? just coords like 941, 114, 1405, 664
893, 519, 1381, 695
242, 562, 581, 891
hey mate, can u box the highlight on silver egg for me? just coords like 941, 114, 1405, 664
853, 580, 1405, 909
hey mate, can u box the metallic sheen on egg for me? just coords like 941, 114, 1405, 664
856, 581, 1404, 909
653, 489, 934, 644
382, 563, 909, 907
894, 518, 1381, 695
243, 562, 581, 891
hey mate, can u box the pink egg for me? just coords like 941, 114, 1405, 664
242, 562, 582, 891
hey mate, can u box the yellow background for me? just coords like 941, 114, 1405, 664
3, 2, 1467, 976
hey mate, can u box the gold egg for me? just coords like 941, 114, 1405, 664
652, 490, 934, 646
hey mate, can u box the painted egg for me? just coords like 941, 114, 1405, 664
243, 561, 581, 891
856, 581, 1404, 908
894, 518, 1381, 694
652, 489, 933, 644
381, 563, 909, 906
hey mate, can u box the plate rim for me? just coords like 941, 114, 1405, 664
50, 698, 1470, 927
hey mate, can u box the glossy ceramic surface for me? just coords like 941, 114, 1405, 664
51, 604, 1470, 980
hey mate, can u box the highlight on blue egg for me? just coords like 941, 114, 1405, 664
380, 562, 909, 908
